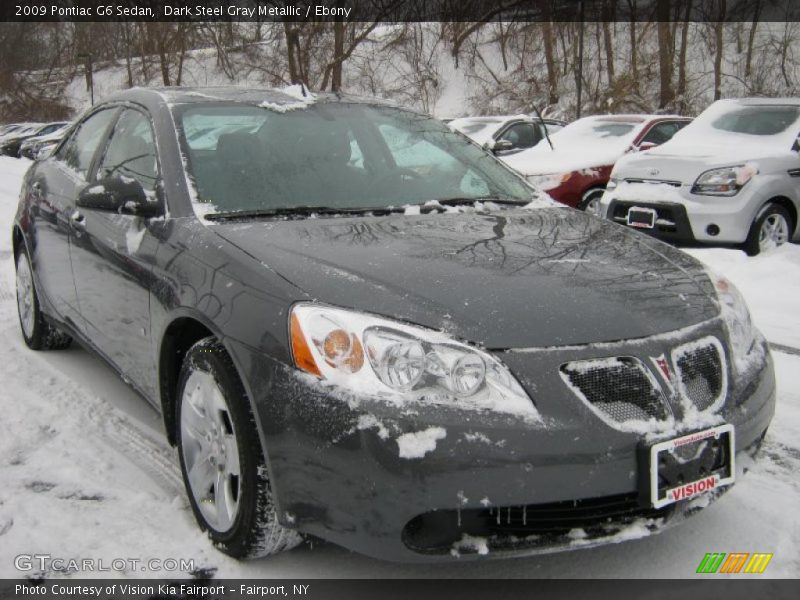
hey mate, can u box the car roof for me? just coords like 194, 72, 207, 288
726, 97, 800, 106
101, 86, 404, 114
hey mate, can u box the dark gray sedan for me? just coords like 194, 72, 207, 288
12, 87, 775, 562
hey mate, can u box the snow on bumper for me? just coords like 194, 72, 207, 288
600, 179, 793, 244
225, 323, 775, 562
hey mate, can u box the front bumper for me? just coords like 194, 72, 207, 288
228, 321, 776, 562
601, 181, 781, 244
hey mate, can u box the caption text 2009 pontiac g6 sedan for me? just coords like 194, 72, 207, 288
13, 87, 774, 562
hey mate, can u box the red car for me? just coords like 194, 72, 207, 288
502, 114, 692, 213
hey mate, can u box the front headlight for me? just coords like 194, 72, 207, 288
692, 164, 757, 196
289, 303, 538, 418
709, 272, 756, 373
605, 177, 619, 191
527, 172, 572, 191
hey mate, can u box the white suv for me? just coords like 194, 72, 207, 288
599, 98, 800, 255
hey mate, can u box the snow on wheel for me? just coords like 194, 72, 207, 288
579, 188, 604, 215
744, 203, 792, 256
15, 248, 72, 351
177, 337, 302, 559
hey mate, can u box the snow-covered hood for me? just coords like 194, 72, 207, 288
209, 208, 719, 349
503, 142, 627, 177
614, 139, 794, 182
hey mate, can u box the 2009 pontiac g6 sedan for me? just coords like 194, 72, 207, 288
13, 87, 775, 562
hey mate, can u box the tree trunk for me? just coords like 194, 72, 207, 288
542, 20, 558, 104
283, 22, 299, 84
745, 0, 761, 79
176, 25, 186, 86
123, 23, 133, 87
656, 0, 674, 108
627, 0, 638, 90
331, 19, 344, 91
677, 1, 692, 107
576, 6, 585, 118
602, 19, 615, 86
713, 1, 727, 100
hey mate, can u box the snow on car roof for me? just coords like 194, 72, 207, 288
729, 97, 800, 106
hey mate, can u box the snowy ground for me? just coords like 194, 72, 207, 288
0, 155, 798, 579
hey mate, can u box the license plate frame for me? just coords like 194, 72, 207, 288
647, 424, 735, 509
627, 206, 657, 229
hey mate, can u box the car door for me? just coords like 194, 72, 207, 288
636, 120, 690, 149
495, 121, 543, 155
30, 107, 118, 328
69, 107, 162, 397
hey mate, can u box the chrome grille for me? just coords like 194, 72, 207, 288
561, 357, 668, 425
672, 337, 727, 411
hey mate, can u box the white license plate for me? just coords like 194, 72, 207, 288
649, 424, 735, 509
627, 206, 656, 229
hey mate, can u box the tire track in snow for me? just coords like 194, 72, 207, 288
0, 324, 184, 498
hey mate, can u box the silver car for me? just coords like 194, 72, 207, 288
600, 98, 800, 255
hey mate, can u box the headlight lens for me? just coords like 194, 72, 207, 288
290, 303, 538, 417
692, 164, 757, 196
709, 272, 756, 373
527, 172, 572, 191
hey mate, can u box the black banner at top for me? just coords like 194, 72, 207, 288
2, 0, 799, 23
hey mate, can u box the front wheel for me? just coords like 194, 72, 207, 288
578, 188, 605, 215
15, 249, 72, 350
176, 338, 302, 559
743, 203, 792, 256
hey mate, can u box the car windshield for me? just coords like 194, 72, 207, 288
451, 118, 504, 136
176, 103, 533, 215
710, 105, 800, 136
555, 117, 640, 142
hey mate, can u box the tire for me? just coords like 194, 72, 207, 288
578, 187, 605, 215
743, 203, 792, 256
15, 248, 72, 351
176, 337, 302, 559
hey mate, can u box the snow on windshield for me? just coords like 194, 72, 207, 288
502, 116, 648, 176
449, 118, 505, 145
553, 116, 643, 145
667, 101, 800, 151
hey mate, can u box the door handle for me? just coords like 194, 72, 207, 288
70, 210, 86, 233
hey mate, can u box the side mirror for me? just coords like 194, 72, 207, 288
35, 141, 58, 160
485, 139, 515, 154
636, 141, 658, 152
77, 177, 161, 218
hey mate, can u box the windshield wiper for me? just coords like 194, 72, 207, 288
204, 205, 409, 221
432, 196, 528, 207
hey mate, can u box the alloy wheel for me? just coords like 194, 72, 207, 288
180, 370, 242, 533
16, 254, 35, 339
758, 213, 789, 253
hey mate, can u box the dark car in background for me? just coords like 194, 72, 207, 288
449, 115, 566, 155
13, 87, 773, 562
1, 121, 68, 157
19, 122, 72, 159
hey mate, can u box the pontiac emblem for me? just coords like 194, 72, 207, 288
648, 167, 660, 176
650, 354, 674, 391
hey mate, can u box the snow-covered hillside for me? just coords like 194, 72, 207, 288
0, 156, 798, 578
